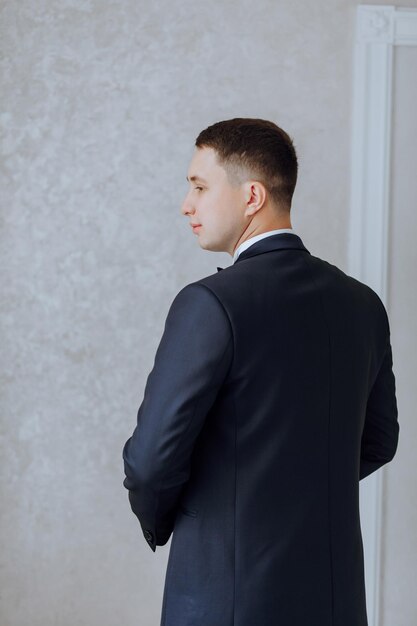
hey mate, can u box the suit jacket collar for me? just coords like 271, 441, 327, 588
233, 232, 310, 265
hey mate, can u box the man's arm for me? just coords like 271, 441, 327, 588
122, 282, 233, 551
359, 331, 399, 481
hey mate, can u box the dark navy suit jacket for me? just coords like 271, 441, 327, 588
122, 232, 399, 626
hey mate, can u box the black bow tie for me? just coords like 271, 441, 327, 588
217, 266, 223, 272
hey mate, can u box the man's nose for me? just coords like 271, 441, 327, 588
180, 196, 194, 216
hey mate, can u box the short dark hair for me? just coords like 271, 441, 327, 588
195, 118, 298, 212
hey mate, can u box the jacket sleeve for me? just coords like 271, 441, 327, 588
122, 282, 233, 551
359, 328, 400, 481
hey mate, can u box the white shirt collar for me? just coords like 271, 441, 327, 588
233, 228, 297, 264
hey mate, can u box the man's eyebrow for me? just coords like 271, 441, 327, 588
186, 175, 208, 183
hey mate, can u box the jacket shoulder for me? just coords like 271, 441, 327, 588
169, 279, 231, 329
308, 253, 391, 336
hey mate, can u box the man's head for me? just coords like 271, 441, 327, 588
181, 117, 298, 256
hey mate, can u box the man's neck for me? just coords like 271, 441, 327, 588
232, 220, 292, 255
232, 227, 295, 263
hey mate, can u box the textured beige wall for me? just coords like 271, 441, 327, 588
1, 1, 416, 625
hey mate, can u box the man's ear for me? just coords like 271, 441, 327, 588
242, 180, 267, 216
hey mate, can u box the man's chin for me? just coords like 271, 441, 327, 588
197, 236, 212, 250
198, 240, 224, 254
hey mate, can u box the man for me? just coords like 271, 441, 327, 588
122, 118, 399, 626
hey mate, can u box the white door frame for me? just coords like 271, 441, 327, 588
349, 6, 417, 626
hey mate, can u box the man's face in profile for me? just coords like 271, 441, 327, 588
181, 146, 248, 254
